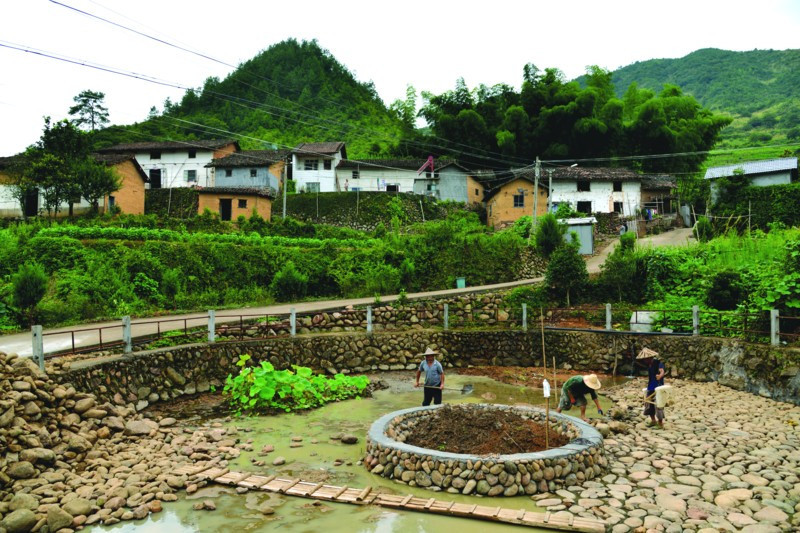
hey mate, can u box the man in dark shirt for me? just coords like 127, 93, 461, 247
556, 374, 603, 421
637, 347, 666, 427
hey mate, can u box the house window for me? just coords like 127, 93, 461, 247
306, 182, 320, 193
188, 149, 197, 159
475, 188, 479, 195
352, 170, 359, 179
577, 201, 592, 214
513, 194, 525, 208
427, 183, 437, 192
250, 168, 257, 178
613, 181, 622, 192
387, 184, 399, 192
225, 169, 232, 177
238, 199, 247, 208
304, 159, 319, 171
577, 180, 590, 192
149, 169, 162, 188
613, 201, 624, 213
323, 159, 331, 170
150, 151, 161, 160
108, 196, 115, 208
184, 169, 197, 182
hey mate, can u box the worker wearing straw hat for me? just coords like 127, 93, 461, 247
637, 347, 666, 427
556, 374, 603, 421
415, 347, 445, 406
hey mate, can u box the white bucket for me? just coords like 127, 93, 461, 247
655, 384, 672, 408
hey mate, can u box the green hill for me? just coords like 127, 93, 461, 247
93, 39, 407, 157
606, 48, 800, 148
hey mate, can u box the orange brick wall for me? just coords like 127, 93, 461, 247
487, 179, 548, 229
269, 161, 286, 190
198, 193, 272, 221
212, 144, 238, 159
104, 160, 145, 215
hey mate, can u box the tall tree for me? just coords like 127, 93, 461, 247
76, 159, 122, 212
69, 90, 110, 131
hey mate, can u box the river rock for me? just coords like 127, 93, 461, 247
2, 508, 37, 533
47, 506, 74, 531
124, 420, 157, 436
9, 493, 38, 511
341, 434, 359, 444
7, 461, 36, 479
63, 498, 92, 517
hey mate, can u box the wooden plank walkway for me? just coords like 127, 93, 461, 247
172, 464, 606, 532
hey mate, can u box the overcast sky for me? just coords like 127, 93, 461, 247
2, 0, 799, 155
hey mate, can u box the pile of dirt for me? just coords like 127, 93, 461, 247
404, 404, 569, 455
456, 366, 614, 389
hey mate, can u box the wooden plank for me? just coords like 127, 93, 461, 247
193, 466, 607, 532
356, 486, 372, 502
330, 485, 349, 499
279, 478, 301, 494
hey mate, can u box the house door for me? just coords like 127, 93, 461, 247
23, 188, 38, 217
149, 169, 162, 189
219, 199, 232, 221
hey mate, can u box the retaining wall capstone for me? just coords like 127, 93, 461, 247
363, 403, 605, 496
53, 329, 800, 410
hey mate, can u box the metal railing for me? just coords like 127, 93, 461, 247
28, 302, 795, 365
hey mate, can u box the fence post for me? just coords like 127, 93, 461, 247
770, 309, 780, 346
444, 304, 449, 331
367, 306, 373, 335
605, 303, 612, 330
32, 325, 44, 372
692, 306, 699, 336
522, 304, 528, 332
208, 310, 216, 343
290, 308, 296, 337
122, 316, 132, 354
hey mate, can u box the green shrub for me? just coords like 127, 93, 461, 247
620, 231, 636, 252
534, 214, 566, 258
706, 269, 743, 310
545, 243, 588, 306
694, 217, 713, 242
12, 263, 48, 326
269, 261, 308, 301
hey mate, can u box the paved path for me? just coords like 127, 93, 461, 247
0, 228, 696, 358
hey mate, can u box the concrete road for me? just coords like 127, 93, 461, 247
1, 228, 696, 358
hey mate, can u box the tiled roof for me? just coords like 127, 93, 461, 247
292, 142, 346, 157
208, 150, 291, 168
546, 166, 642, 181
336, 157, 464, 172
0, 156, 22, 170
97, 139, 239, 152
195, 186, 276, 199
704, 158, 798, 179
641, 175, 678, 190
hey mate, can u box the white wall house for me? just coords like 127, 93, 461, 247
97, 139, 238, 189
335, 159, 427, 193
548, 167, 642, 216
704, 158, 797, 202
0, 156, 93, 217
291, 142, 346, 192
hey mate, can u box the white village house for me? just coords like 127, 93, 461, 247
704, 157, 797, 201
291, 142, 346, 192
97, 139, 239, 189
547, 166, 642, 216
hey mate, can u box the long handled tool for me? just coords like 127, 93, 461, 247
422, 384, 473, 394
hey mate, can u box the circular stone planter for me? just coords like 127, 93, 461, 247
363, 403, 606, 497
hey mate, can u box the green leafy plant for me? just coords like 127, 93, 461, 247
222, 354, 369, 414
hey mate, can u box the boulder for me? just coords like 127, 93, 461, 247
124, 420, 157, 436
47, 506, 74, 531
63, 498, 92, 517
7, 461, 36, 479
2, 508, 37, 533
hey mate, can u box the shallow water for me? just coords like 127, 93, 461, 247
90, 373, 619, 533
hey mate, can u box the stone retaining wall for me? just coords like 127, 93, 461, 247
363, 404, 605, 496
54, 329, 800, 409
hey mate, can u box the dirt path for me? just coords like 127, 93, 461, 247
586, 228, 695, 273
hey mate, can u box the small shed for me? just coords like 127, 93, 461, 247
559, 217, 597, 255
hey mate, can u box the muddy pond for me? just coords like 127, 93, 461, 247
89, 372, 619, 533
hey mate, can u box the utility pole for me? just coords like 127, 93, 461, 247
282, 162, 287, 219
530, 157, 540, 242
547, 168, 553, 213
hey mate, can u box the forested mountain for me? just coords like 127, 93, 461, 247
605, 48, 800, 147
92, 39, 407, 157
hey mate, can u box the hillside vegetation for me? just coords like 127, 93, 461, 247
607, 48, 800, 148
92, 40, 407, 157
